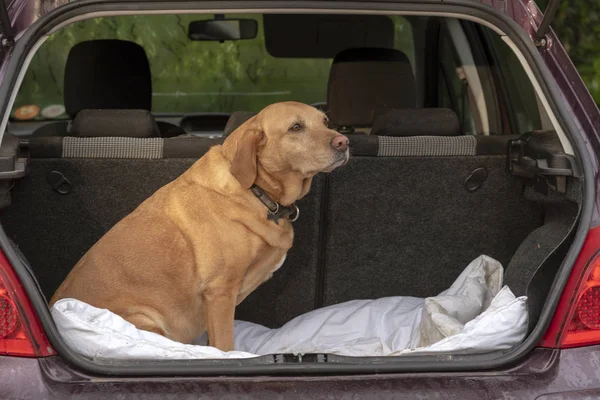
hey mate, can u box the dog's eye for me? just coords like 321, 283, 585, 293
323, 117, 329, 126
289, 123, 302, 132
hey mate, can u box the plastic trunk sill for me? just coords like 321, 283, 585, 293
0, 0, 593, 376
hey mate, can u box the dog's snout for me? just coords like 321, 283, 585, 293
331, 135, 349, 152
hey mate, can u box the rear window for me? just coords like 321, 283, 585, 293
12, 14, 414, 120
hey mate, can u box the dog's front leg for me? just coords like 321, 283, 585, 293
202, 283, 239, 352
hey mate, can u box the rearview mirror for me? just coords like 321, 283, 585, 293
188, 19, 258, 41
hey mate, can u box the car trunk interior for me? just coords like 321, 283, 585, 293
0, 132, 580, 336
0, 9, 584, 365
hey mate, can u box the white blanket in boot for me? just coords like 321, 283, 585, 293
51, 255, 528, 360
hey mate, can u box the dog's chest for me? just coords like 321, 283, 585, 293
254, 252, 287, 284
258, 253, 287, 285
238, 253, 287, 299
270, 254, 287, 274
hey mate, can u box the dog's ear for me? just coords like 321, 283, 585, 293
230, 128, 264, 189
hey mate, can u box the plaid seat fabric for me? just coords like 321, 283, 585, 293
378, 135, 476, 157
62, 137, 164, 159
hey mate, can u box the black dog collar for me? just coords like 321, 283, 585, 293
250, 184, 299, 225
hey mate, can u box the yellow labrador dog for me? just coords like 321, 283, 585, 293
50, 101, 349, 351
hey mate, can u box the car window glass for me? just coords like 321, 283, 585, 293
480, 26, 542, 134
11, 14, 413, 120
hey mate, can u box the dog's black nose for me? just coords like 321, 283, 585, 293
331, 135, 349, 152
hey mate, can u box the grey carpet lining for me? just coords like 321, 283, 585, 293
323, 156, 542, 304
503, 183, 580, 333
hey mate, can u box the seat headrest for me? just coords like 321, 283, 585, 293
327, 48, 416, 128
71, 109, 160, 138
371, 108, 461, 137
223, 111, 256, 137
64, 40, 152, 117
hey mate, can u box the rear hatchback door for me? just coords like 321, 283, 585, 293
1, 0, 599, 399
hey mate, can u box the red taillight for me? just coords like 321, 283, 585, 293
0, 250, 54, 357
540, 226, 600, 348
577, 285, 600, 330
0, 291, 19, 337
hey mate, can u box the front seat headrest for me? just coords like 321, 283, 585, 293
64, 39, 152, 118
327, 48, 416, 129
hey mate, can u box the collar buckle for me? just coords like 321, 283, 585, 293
251, 184, 300, 224
267, 202, 280, 216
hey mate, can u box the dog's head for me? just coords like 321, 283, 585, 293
225, 101, 350, 191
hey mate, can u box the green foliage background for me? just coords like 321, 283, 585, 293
539, 0, 600, 104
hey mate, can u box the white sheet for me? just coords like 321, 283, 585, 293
51, 255, 528, 360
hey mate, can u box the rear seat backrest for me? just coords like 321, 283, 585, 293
322, 155, 542, 306
320, 109, 541, 306
327, 48, 416, 134
28, 136, 222, 159
28, 110, 262, 158
214, 110, 534, 307
343, 109, 511, 157
346, 134, 514, 157
3, 156, 324, 328
11, 109, 539, 328
316, 106, 539, 305
16, 110, 325, 327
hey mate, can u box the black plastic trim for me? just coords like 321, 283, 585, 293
0, 0, 594, 377
423, 17, 441, 108
535, 0, 561, 41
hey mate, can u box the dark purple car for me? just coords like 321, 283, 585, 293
1, 0, 600, 398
